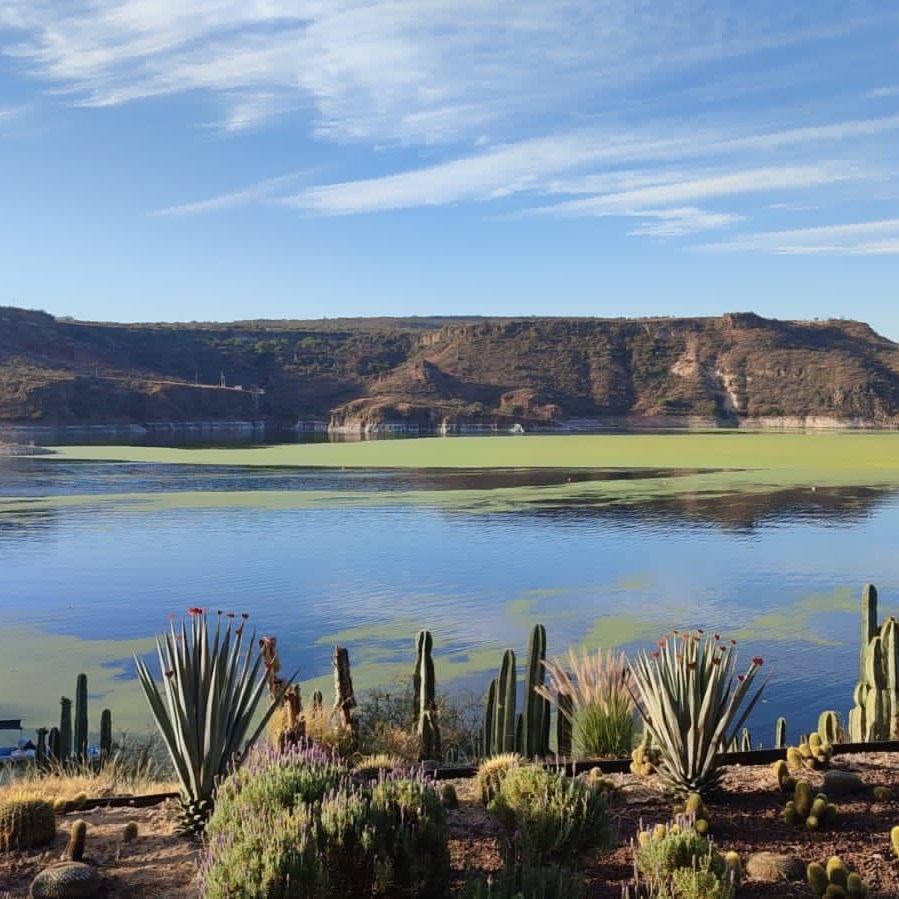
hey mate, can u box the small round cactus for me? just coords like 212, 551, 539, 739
122, 820, 139, 843
64, 819, 87, 862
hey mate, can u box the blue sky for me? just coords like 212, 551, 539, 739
1, 2, 898, 336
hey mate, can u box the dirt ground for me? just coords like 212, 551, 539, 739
5, 753, 899, 897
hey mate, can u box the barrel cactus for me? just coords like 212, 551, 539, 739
29, 862, 100, 899
0, 799, 56, 851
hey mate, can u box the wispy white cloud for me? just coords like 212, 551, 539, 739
697, 218, 899, 255
538, 165, 857, 217
282, 112, 897, 217
153, 172, 308, 217
0, 1, 891, 142
627, 208, 744, 237
867, 86, 899, 99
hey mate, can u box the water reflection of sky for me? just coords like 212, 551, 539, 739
1, 457, 898, 742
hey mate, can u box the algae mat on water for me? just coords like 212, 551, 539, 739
46, 432, 899, 475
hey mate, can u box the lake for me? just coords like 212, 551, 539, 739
2, 433, 899, 749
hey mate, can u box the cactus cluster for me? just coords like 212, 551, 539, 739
782, 780, 839, 830
633, 816, 740, 899
807, 857, 868, 898
0, 799, 56, 851
874, 786, 892, 802
412, 630, 441, 761
51, 674, 112, 764
671, 793, 712, 835
630, 735, 660, 777
786, 732, 833, 771
849, 584, 899, 742
481, 625, 550, 759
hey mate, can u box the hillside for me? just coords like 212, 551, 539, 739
1, 307, 898, 431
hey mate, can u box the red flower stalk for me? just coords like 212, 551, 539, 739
651, 651, 660, 658
657, 640, 666, 648
165, 670, 175, 678
737, 674, 745, 682
167, 614, 176, 620
226, 612, 235, 618
752, 657, 764, 666
241, 613, 250, 620
188, 607, 203, 616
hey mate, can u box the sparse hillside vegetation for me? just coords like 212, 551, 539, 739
1, 306, 898, 428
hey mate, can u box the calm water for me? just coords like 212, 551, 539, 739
1, 453, 898, 746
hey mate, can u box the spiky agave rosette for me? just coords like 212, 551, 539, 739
628, 630, 768, 797
134, 609, 294, 834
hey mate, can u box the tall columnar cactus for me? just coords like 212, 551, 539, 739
48, 727, 60, 763
817, 710, 841, 744
775, 717, 787, 749
74, 674, 89, 762
413, 630, 441, 761
59, 697, 73, 764
861, 583, 878, 680
35, 728, 48, 764
494, 650, 517, 754
850, 584, 899, 742
520, 623, 550, 758
482, 679, 497, 757
99, 709, 113, 760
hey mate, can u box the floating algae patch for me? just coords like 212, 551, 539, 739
733, 586, 859, 647
46, 432, 899, 478
0, 625, 156, 735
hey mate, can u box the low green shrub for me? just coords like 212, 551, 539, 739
198, 742, 450, 898
487, 763, 614, 867
630, 819, 737, 899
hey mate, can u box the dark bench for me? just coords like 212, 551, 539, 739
0, 719, 22, 731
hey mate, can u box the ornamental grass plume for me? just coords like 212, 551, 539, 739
537, 647, 635, 758
627, 631, 768, 797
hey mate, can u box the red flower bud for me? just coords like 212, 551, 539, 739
737, 674, 745, 681
752, 657, 764, 666
188, 607, 203, 616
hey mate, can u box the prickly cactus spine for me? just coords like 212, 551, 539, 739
74, 674, 88, 763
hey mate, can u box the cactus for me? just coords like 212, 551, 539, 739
740, 727, 752, 752
476, 752, 522, 805
74, 674, 88, 763
794, 780, 813, 818
99, 709, 112, 760
59, 697, 72, 764
807, 856, 867, 899
64, 819, 87, 862
860, 583, 878, 680
850, 584, 899, 742
520, 623, 550, 758
891, 824, 899, 857
775, 716, 786, 749
0, 799, 56, 851
36, 727, 48, 764
48, 726, 60, 763
808, 862, 829, 897
29, 862, 100, 899
818, 710, 841, 744
495, 649, 517, 754
482, 678, 496, 758
786, 738, 832, 771
556, 690, 573, 757
413, 630, 441, 761
122, 820, 138, 843
874, 786, 891, 801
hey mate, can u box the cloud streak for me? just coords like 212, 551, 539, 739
153, 172, 308, 217
697, 219, 899, 255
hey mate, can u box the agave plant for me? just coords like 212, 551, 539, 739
134, 609, 293, 833
627, 631, 768, 797
536, 647, 635, 758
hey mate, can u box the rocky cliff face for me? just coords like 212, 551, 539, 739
1, 307, 897, 429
